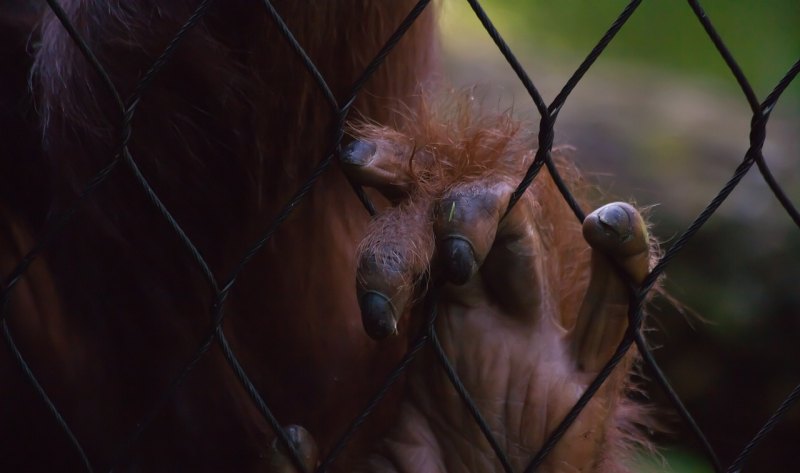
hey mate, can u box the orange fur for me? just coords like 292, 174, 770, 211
350, 89, 658, 471
0, 1, 660, 470
2, 2, 437, 471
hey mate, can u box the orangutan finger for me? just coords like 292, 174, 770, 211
433, 178, 543, 314
582, 202, 650, 282
571, 202, 650, 372
266, 425, 319, 473
433, 181, 504, 284
357, 197, 436, 339
340, 138, 433, 200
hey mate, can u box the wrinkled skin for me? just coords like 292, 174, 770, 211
268, 112, 654, 472
0, 2, 656, 471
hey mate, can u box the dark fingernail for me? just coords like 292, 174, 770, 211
270, 425, 310, 454
341, 140, 377, 166
597, 204, 632, 241
359, 291, 397, 340
441, 237, 477, 285
268, 424, 319, 472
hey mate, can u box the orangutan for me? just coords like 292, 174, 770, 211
0, 1, 655, 471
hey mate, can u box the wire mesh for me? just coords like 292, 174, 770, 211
1, 1, 798, 472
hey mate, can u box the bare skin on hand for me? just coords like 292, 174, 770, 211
270, 93, 657, 472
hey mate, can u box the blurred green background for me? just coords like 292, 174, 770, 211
440, 1, 799, 471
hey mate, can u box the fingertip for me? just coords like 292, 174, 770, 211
359, 291, 398, 340
340, 139, 377, 167
596, 203, 632, 239
440, 236, 477, 285
267, 424, 319, 473
583, 202, 648, 258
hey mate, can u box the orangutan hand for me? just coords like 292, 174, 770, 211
268, 109, 652, 472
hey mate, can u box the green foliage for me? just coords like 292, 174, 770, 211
481, 0, 800, 100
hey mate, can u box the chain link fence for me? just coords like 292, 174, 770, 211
1, 0, 798, 471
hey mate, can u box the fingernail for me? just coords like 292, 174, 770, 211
359, 291, 397, 340
340, 140, 377, 166
441, 236, 477, 285
268, 424, 319, 472
597, 204, 632, 241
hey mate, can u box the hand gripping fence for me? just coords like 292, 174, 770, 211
1, 1, 798, 472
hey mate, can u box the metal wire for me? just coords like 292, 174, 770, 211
2, 0, 798, 472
